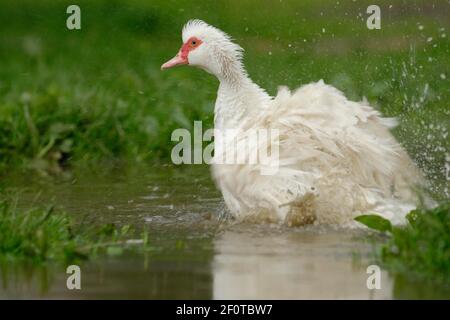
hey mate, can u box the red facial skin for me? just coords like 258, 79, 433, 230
180, 36, 203, 62
161, 36, 203, 70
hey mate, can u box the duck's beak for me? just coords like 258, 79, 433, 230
161, 51, 188, 70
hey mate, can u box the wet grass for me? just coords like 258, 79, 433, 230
0, 196, 137, 264
356, 202, 450, 287
382, 202, 450, 286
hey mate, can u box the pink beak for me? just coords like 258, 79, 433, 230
161, 51, 188, 70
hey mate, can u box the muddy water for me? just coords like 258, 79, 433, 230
0, 165, 448, 299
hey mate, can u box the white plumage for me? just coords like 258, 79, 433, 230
162, 19, 423, 226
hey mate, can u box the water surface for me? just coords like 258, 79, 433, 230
1, 165, 448, 299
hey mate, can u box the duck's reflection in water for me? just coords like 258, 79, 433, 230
212, 225, 393, 299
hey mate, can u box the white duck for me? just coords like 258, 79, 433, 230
162, 19, 423, 226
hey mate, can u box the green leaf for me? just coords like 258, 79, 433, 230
354, 214, 392, 232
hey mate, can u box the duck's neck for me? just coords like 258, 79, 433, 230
214, 67, 271, 130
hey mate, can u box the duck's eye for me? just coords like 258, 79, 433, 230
191, 40, 197, 46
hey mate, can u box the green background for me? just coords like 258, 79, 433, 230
0, 0, 448, 197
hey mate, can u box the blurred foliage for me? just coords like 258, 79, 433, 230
356, 202, 450, 286
0, 0, 448, 197
383, 202, 450, 286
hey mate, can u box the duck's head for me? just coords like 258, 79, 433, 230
161, 19, 245, 80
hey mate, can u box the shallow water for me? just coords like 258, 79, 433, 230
0, 165, 448, 299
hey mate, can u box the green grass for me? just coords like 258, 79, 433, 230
383, 203, 450, 285
356, 202, 450, 286
0, 0, 448, 198
0, 196, 137, 264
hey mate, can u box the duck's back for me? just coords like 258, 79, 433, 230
274, 81, 422, 222
212, 80, 423, 225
